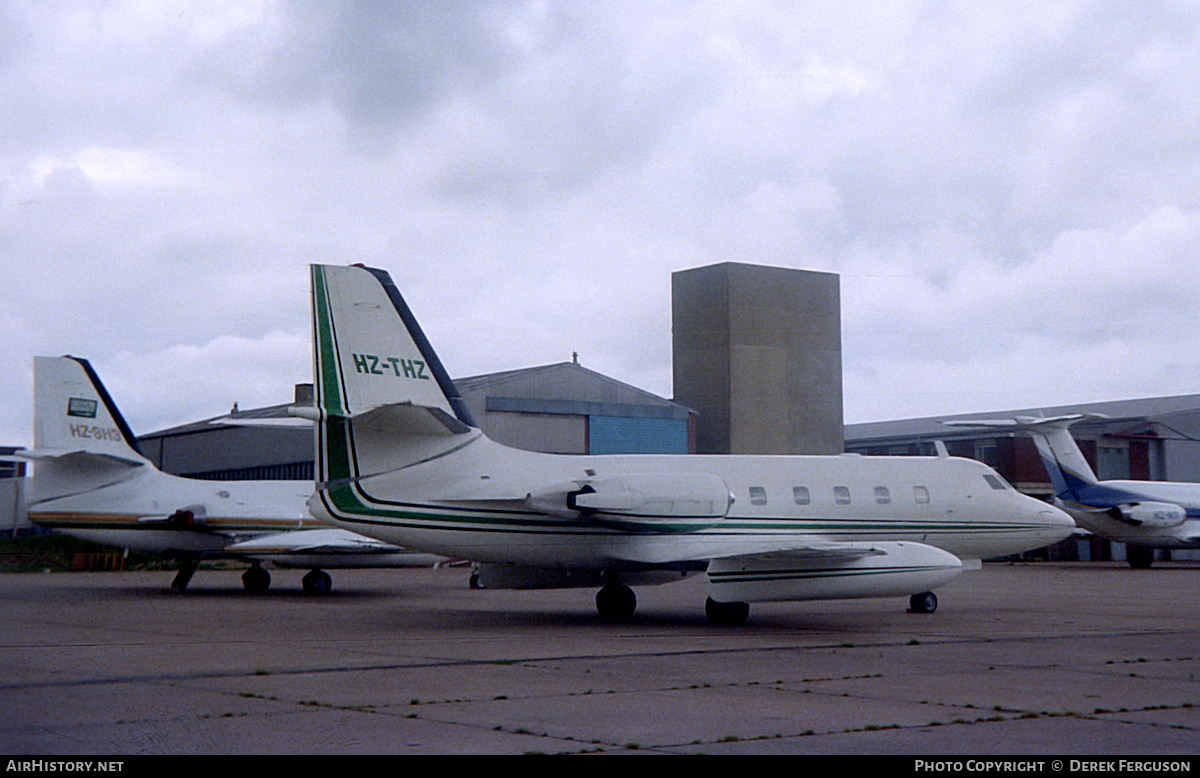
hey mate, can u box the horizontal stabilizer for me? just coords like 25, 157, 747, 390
942, 413, 1107, 432
14, 447, 146, 468
341, 402, 471, 436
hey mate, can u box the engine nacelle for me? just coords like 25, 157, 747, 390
136, 504, 208, 528
1106, 502, 1187, 529
526, 473, 733, 529
705, 541, 962, 604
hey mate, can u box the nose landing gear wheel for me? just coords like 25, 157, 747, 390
302, 569, 332, 595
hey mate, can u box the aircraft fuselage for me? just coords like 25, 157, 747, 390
311, 432, 1072, 569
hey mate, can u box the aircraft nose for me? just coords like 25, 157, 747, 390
1035, 504, 1076, 543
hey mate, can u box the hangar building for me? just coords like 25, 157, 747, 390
138, 360, 698, 480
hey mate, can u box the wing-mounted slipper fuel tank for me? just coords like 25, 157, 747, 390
525, 472, 734, 531
706, 541, 963, 604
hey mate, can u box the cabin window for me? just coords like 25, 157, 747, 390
833, 486, 851, 505
983, 474, 1007, 491
874, 486, 890, 504
749, 486, 767, 505
793, 486, 811, 506
914, 486, 930, 504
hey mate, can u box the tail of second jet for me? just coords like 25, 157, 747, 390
308, 264, 479, 489
944, 415, 1102, 501
26, 356, 152, 502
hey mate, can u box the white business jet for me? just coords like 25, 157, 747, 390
18, 355, 441, 593
304, 264, 1074, 624
945, 415, 1200, 568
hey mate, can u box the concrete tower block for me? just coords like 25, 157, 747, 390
672, 262, 843, 455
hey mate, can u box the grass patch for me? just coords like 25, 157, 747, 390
0, 532, 162, 572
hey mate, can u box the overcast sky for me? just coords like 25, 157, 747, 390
4, 1, 1200, 447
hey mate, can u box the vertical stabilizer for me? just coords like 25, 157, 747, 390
34, 356, 148, 463
309, 264, 478, 486
943, 414, 1101, 501
1014, 415, 1101, 499
29, 356, 151, 502
311, 264, 473, 424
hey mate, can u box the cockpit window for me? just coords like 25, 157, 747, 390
983, 474, 1008, 490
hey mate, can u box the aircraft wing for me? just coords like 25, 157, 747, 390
225, 529, 402, 555
225, 529, 446, 568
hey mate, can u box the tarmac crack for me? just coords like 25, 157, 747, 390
4, 626, 1198, 692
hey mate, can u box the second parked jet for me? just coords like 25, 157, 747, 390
19, 355, 441, 593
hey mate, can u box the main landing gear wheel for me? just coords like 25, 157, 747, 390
302, 569, 332, 595
909, 591, 938, 614
242, 564, 271, 594
705, 597, 750, 626
1127, 546, 1154, 569
596, 582, 637, 622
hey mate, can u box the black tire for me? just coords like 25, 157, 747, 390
596, 583, 637, 622
302, 570, 332, 595
242, 566, 271, 594
1127, 546, 1154, 569
909, 591, 938, 614
705, 597, 750, 626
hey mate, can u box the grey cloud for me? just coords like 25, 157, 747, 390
210, 1, 526, 132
